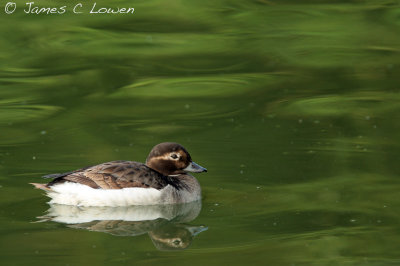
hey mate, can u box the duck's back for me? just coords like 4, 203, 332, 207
47, 161, 170, 190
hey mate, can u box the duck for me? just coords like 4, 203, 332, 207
31, 142, 207, 206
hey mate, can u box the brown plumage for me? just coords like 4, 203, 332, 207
44, 161, 170, 190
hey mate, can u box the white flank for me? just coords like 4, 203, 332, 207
47, 182, 164, 207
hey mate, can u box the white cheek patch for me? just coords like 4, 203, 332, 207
151, 151, 185, 161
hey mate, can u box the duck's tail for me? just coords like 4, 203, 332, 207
30, 183, 52, 191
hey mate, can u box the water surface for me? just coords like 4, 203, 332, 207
1, 0, 400, 265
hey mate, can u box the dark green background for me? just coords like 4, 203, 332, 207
1, 0, 400, 265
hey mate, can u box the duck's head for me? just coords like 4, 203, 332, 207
145, 142, 207, 176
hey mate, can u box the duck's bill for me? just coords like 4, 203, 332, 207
184, 162, 207, 173
187, 225, 208, 236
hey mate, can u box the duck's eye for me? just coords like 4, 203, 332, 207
170, 154, 179, 159
172, 239, 181, 245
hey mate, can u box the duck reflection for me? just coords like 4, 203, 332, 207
38, 201, 207, 250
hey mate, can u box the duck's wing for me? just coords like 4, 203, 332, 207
47, 161, 169, 190
42, 165, 92, 179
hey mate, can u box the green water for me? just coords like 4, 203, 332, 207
1, 0, 400, 265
